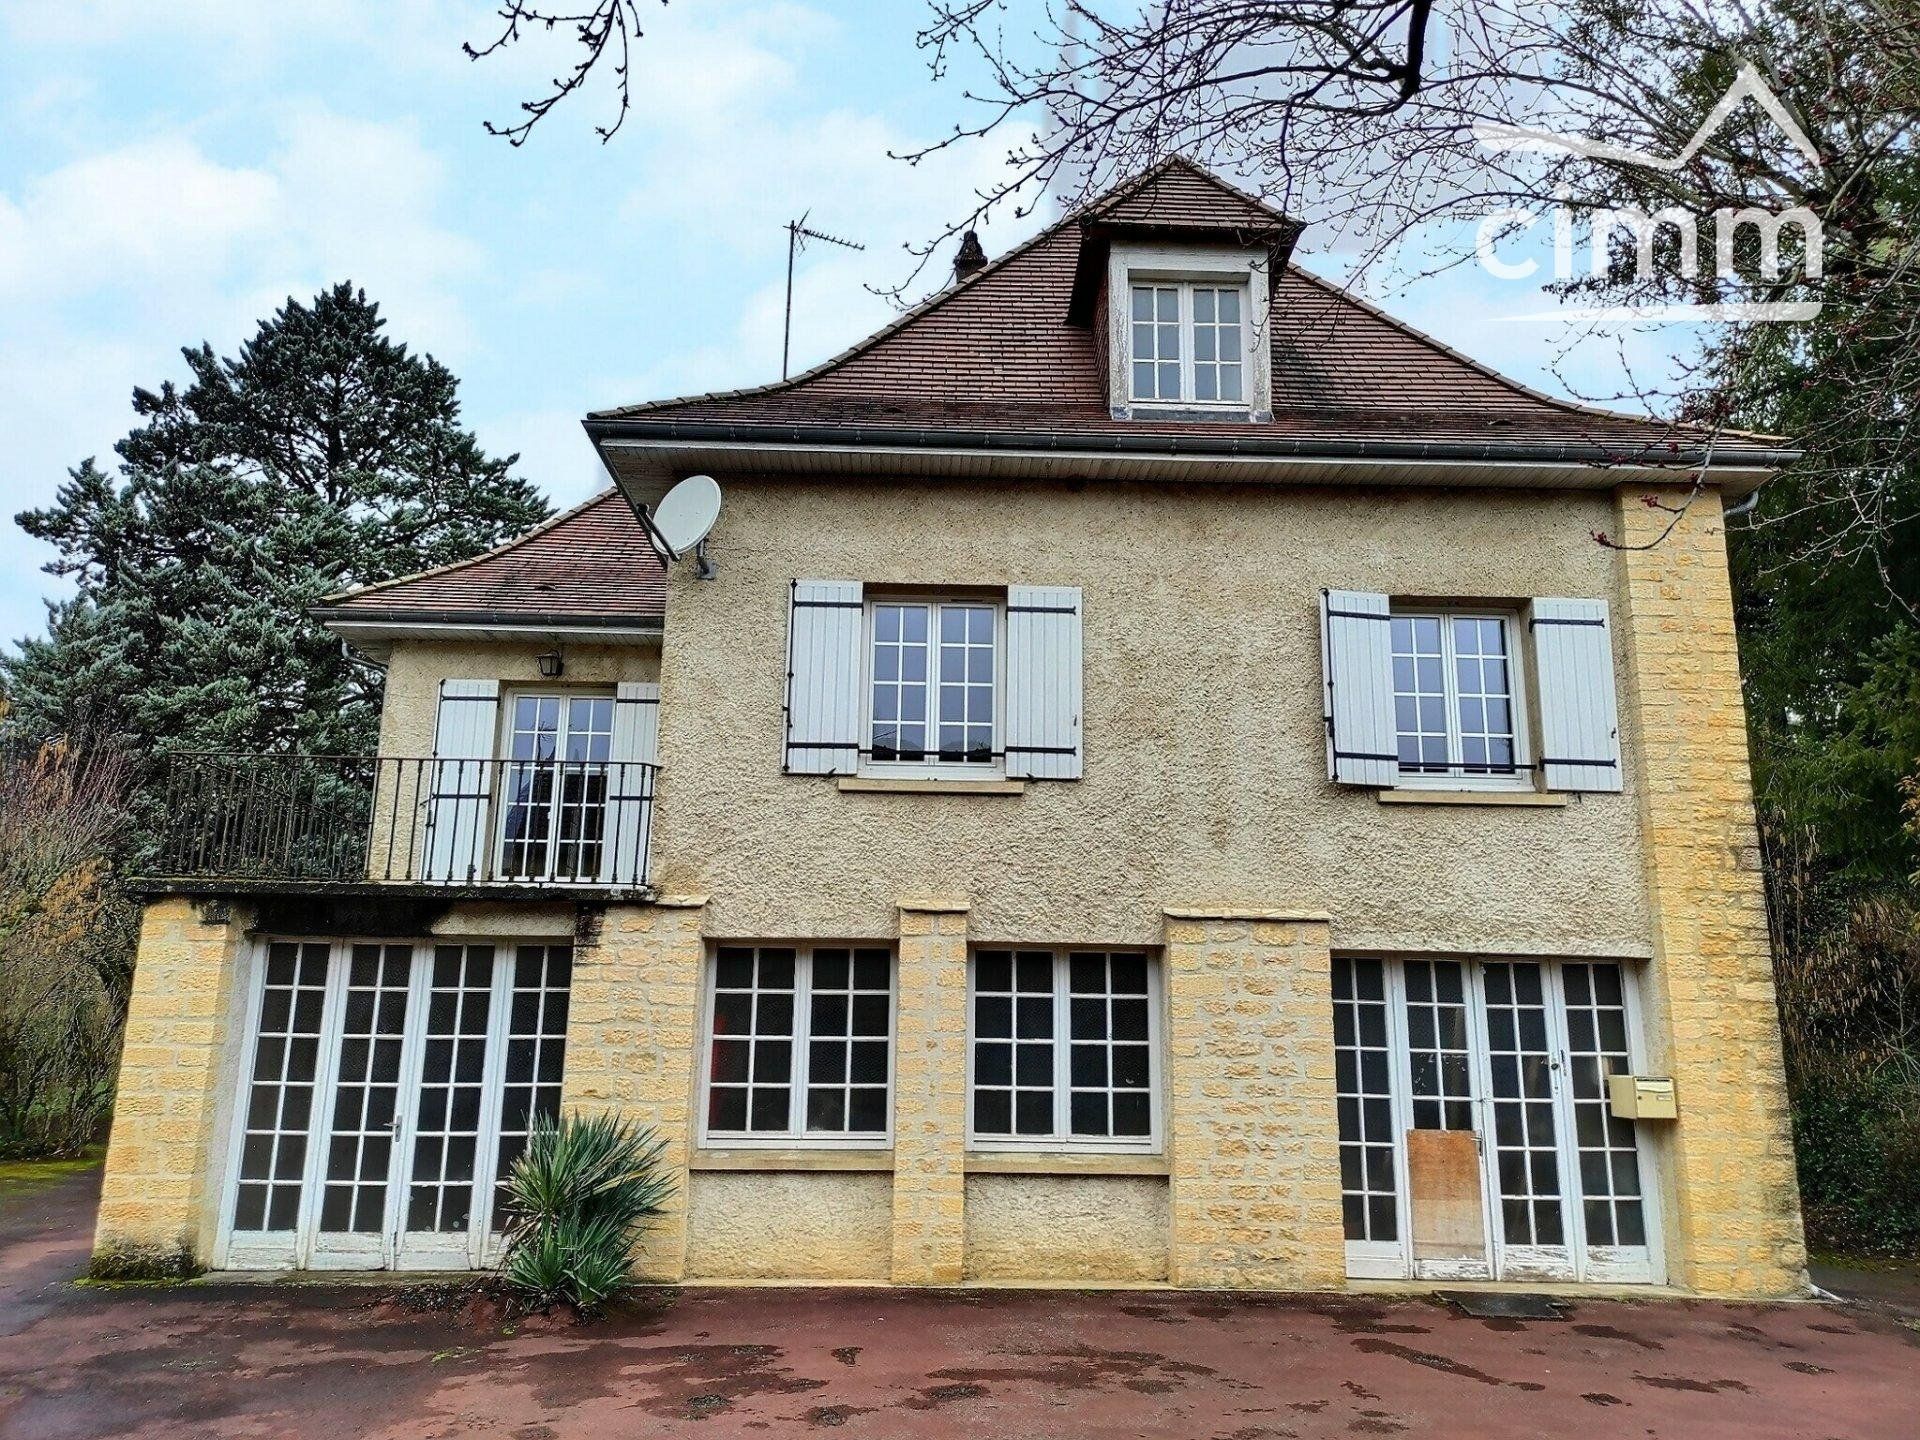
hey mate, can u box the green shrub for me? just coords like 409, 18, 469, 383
499, 1111, 673, 1313
1792, 1062, 1920, 1257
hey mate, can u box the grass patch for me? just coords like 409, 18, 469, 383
0, 1148, 103, 1196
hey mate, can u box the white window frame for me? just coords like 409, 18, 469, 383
858, 594, 1006, 781
1125, 280, 1251, 409
1388, 608, 1534, 792
965, 948, 1164, 1156
1107, 241, 1272, 420
494, 687, 620, 882
697, 943, 896, 1151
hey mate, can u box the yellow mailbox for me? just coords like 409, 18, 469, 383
1608, 1074, 1678, 1120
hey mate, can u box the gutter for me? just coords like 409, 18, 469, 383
310, 606, 664, 631
584, 416, 1801, 470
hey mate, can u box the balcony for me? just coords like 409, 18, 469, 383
145, 752, 658, 892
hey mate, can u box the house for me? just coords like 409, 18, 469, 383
96, 159, 1807, 1297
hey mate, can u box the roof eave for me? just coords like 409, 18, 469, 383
314, 606, 665, 634
586, 415, 1795, 486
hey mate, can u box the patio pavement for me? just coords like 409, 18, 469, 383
2, 1164, 1916, 1439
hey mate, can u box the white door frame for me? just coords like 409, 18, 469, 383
216, 935, 558, 1272
1339, 956, 1664, 1286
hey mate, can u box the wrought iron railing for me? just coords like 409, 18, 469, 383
149, 753, 658, 888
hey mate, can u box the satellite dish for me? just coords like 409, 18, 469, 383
650, 474, 723, 563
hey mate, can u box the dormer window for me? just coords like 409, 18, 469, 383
1107, 243, 1271, 421
1130, 283, 1246, 405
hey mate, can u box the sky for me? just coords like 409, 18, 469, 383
0, 0, 1696, 650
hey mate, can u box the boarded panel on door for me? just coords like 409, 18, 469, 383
1408, 1129, 1487, 1263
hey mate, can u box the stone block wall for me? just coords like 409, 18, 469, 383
560, 895, 707, 1282
889, 899, 970, 1283
1612, 484, 1807, 1298
1162, 908, 1345, 1289
94, 897, 252, 1268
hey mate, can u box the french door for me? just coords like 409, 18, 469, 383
1334, 956, 1661, 1285
496, 693, 616, 883
220, 937, 572, 1271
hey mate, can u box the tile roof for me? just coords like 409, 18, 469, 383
320, 489, 665, 624
589, 158, 1783, 462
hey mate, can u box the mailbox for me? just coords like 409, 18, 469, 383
1608, 1074, 1677, 1120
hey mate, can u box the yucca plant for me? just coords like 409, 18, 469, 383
500, 1111, 673, 1313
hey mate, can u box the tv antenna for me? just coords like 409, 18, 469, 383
783, 213, 864, 379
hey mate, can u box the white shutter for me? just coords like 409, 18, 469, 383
784, 579, 864, 775
1531, 597, 1624, 793
1004, 585, 1083, 780
602, 682, 660, 886
1320, 589, 1398, 787
423, 678, 499, 883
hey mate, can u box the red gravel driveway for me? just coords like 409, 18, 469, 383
2, 1166, 1915, 1439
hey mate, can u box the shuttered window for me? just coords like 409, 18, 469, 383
786, 580, 1083, 781
1324, 590, 1624, 794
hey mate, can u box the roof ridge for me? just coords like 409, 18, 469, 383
1087, 154, 1293, 228
319, 488, 634, 606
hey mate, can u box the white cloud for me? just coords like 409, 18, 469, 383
0, 138, 279, 302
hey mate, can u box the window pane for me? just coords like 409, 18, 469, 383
803, 949, 892, 1137
935, 603, 995, 762
1190, 286, 1246, 409
870, 603, 931, 761
1391, 612, 1451, 775
1451, 616, 1518, 775
1332, 958, 1397, 1242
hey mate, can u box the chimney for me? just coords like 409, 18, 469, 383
953, 230, 988, 283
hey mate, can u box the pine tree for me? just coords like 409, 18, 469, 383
4, 284, 550, 758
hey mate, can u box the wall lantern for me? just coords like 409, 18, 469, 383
537, 651, 565, 679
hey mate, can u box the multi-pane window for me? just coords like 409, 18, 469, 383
868, 600, 997, 767
233, 941, 330, 1232
970, 949, 1157, 1149
704, 945, 893, 1144
1562, 963, 1647, 1248
489, 944, 572, 1227
499, 693, 616, 880
1390, 612, 1522, 783
1129, 282, 1246, 406
1403, 960, 1473, 1132
1332, 957, 1397, 1243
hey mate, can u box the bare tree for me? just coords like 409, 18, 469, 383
0, 731, 138, 1157
465, 1, 671, 145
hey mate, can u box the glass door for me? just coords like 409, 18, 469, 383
393, 944, 507, 1269
307, 944, 413, 1268
1476, 962, 1577, 1281
497, 694, 616, 883
219, 938, 572, 1271
1334, 957, 1661, 1285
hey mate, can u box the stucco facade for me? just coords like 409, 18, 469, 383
650, 477, 1650, 955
